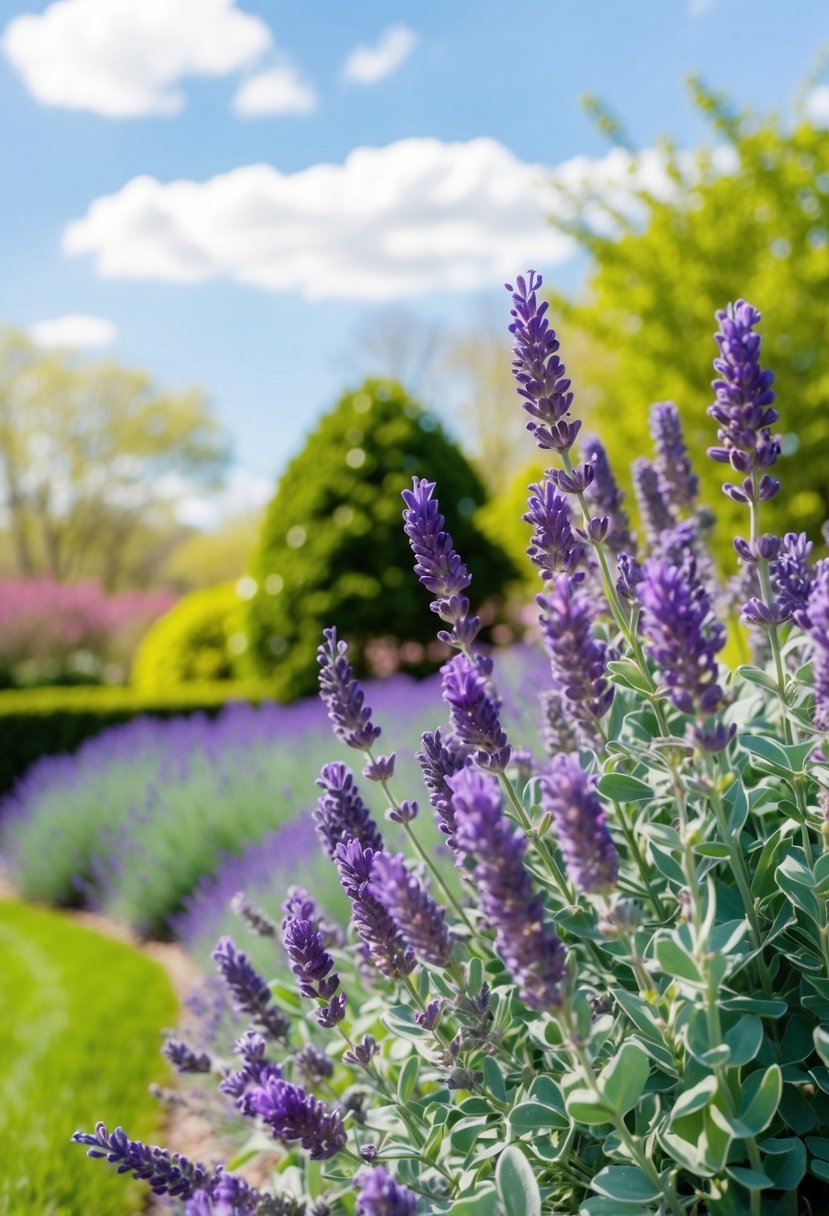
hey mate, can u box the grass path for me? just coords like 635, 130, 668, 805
0, 899, 177, 1216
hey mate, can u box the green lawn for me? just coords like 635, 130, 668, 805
0, 900, 178, 1215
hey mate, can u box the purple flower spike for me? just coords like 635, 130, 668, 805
772, 532, 814, 622
523, 478, 585, 581
448, 767, 566, 1009
369, 852, 455, 968
314, 762, 384, 859
537, 574, 614, 746
799, 560, 829, 734
638, 556, 725, 717
211, 936, 290, 1041
401, 476, 480, 647
356, 1165, 419, 1215
540, 756, 619, 893
162, 1038, 212, 1074
318, 627, 381, 751
335, 839, 415, 980
71, 1123, 209, 1198
416, 728, 470, 849
250, 1077, 346, 1160
708, 299, 780, 492
282, 916, 345, 1025
650, 402, 699, 512
632, 458, 676, 547
506, 271, 579, 453
441, 653, 511, 771
583, 436, 636, 556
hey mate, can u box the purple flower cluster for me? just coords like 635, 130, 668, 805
219, 1033, 282, 1115
317, 626, 382, 751
772, 532, 814, 622
708, 299, 780, 503
797, 560, 829, 734
334, 839, 415, 980
72, 1122, 210, 1198
448, 767, 566, 1009
583, 437, 635, 556
537, 574, 614, 746
369, 851, 454, 968
638, 556, 725, 720
441, 653, 510, 771
313, 762, 384, 859
415, 727, 469, 850
356, 1165, 419, 1215
211, 937, 290, 1041
282, 907, 346, 1027
632, 457, 676, 547
250, 1076, 346, 1160
650, 402, 698, 513
506, 270, 578, 454
540, 755, 618, 893
523, 478, 585, 581
162, 1037, 212, 1074
401, 476, 480, 648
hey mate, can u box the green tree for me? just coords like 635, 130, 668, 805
0, 329, 229, 587
246, 379, 516, 700
548, 81, 829, 558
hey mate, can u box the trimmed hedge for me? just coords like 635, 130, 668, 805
132, 582, 248, 693
0, 681, 268, 800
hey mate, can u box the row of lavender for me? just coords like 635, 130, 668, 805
72, 277, 829, 1215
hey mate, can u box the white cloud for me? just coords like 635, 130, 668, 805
29, 313, 117, 349
806, 85, 829, 127
62, 137, 576, 301
64, 138, 733, 303
233, 64, 317, 116
342, 24, 419, 85
688, 0, 716, 16
2, 0, 272, 117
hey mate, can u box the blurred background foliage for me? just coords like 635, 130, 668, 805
245, 377, 516, 701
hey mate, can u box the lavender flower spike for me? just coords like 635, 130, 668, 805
447, 767, 566, 1009
317, 626, 381, 751
708, 299, 780, 501
537, 574, 614, 745
441, 653, 511, 772
162, 1037, 212, 1074
416, 727, 469, 850
314, 762, 384, 859
282, 915, 346, 1027
632, 457, 676, 547
72, 1122, 209, 1198
650, 402, 699, 513
369, 851, 455, 968
523, 478, 585, 581
638, 556, 726, 718
583, 436, 636, 556
250, 1076, 346, 1160
211, 936, 290, 1041
772, 532, 814, 622
506, 270, 579, 454
401, 476, 480, 647
798, 560, 829, 735
540, 755, 619, 893
335, 838, 416, 980
356, 1165, 419, 1215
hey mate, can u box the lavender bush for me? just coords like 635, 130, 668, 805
72, 277, 829, 1215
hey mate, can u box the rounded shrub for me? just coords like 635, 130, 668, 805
132, 582, 248, 693
246, 379, 516, 700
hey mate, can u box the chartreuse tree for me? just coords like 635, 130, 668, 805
246, 379, 515, 700
546, 80, 829, 563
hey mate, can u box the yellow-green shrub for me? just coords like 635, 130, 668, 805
132, 583, 249, 693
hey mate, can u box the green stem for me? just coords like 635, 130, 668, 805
499, 772, 574, 904
747, 482, 793, 746
610, 796, 668, 919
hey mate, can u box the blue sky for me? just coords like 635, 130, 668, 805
1, 0, 827, 521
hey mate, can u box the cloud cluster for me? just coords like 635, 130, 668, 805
63, 137, 716, 302
2, 0, 273, 117
342, 25, 419, 86
29, 314, 117, 349
233, 65, 317, 116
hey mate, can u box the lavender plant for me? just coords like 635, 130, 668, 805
72, 274, 829, 1215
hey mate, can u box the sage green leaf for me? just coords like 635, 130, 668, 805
495, 1145, 541, 1216
655, 937, 704, 984
599, 1040, 650, 1115
670, 1075, 718, 1123
597, 773, 652, 802
723, 1015, 763, 1066
566, 1088, 615, 1126
726, 1166, 773, 1190
508, 1101, 568, 1134
590, 1165, 661, 1202
814, 1026, 829, 1068
482, 1056, 507, 1104
397, 1055, 419, 1105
